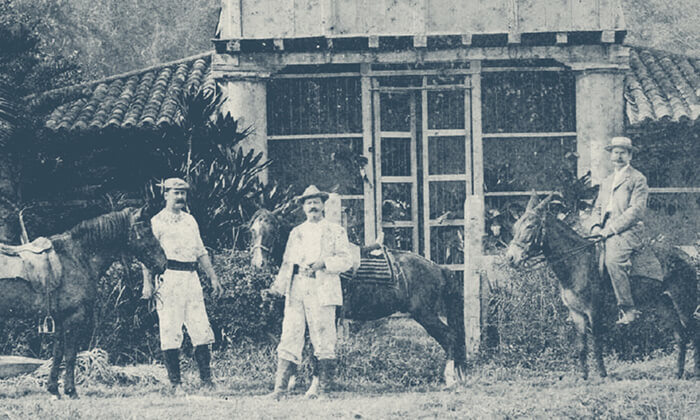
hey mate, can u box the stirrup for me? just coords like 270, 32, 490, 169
38, 316, 55, 334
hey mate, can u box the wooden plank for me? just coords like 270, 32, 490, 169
268, 133, 363, 140
241, 0, 293, 38
481, 131, 577, 138
273, 39, 285, 51
571, 0, 599, 31
321, 0, 335, 35
461, 34, 472, 46
372, 79, 383, 234
470, 61, 484, 196
293, 0, 324, 37
421, 77, 431, 259
507, 32, 522, 45
649, 187, 700, 194
464, 194, 484, 356
428, 0, 472, 33
464, 75, 473, 196
362, 66, 376, 245
333, 0, 360, 35
517, 0, 547, 33
409, 93, 420, 253
368, 35, 379, 49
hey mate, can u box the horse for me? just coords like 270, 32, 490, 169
249, 208, 468, 387
505, 193, 698, 379
0, 206, 167, 398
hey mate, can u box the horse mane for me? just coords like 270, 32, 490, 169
65, 208, 132, 246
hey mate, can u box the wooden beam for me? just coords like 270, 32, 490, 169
601, 30, 616, 43
464, 194, 484, 356
413, 35, 427, 48
461, 34, 472, 46
360, 64, 376, 245
273, 39, 284, 51
556, 32, 568, 44
368, 35, 379, 48
507, 32, 521, 45
226, 40, 241, 52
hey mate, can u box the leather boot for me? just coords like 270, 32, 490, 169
269, 359, 296, 400
163, 349, 181, 387
194, 345, 214, 389
307, 358, 335, 399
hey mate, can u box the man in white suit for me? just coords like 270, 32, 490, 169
590, 137, 649, 325
264, 185, 353, 399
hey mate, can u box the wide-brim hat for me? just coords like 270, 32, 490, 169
604, 136, 638, 153
295, 185, 329, 203
162, 177, 190, 191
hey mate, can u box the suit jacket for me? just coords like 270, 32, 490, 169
590, 165, 649, 237
269, 218, 353, 306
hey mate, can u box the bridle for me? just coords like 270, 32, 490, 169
511, 210, 604, 270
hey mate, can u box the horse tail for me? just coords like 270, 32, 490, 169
442, 268, 467, 372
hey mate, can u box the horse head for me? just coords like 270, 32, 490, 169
505, 192, 554, 266
126, 206, 167, 275
249, 208, 281, 268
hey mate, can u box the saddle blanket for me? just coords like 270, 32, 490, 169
341, 244, 395, 286
0, 237, 62, 293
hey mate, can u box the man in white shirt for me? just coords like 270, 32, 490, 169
589, 137, 649, 325
264, 185, 353, 399
150, 177, 223, 391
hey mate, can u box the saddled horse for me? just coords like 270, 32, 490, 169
505, 193, 698, 379
249, 209, 467, 386
0, 206, 167, 398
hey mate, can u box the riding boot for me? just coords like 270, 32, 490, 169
307, 358, 335, 398
163, 349, 181, 387
269, 358, 296, 400
194, 345, 214, 388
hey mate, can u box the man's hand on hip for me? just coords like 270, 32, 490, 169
310, 260, 325, 272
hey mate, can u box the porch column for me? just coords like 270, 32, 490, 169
574, 66, 627, 184
220, 73, 269, 183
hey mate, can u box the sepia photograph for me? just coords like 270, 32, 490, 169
0, 0, 698, 418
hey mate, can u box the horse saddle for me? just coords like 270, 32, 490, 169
597, 241, 664, 283
341, 243, 396, 286
0, 237, 62, 294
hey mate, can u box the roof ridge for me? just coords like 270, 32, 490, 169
626, 44, 700, 61
25, 51, 213, 105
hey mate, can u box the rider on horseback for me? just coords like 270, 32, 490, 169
589, 137, 649, 325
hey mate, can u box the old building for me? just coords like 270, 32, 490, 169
35, 0, 699, 351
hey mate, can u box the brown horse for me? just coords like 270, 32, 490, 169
505, 193, 698, 379
0, 207, 167, 398
249, 209, 467, 386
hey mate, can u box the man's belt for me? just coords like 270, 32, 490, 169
166, 260, 198, 271
292, 264, 316, 278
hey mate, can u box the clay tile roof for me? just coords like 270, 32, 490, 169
626, 47, 700, 127
32, 47, 699, 131
31, 52, 214, 132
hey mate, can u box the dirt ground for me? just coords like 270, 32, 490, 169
1, 355, 698, 419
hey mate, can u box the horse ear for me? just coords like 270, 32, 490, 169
535, 193, 555, 212
525, 190, 538, 211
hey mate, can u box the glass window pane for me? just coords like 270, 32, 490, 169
383, 227, 413, 251
267, 77, 362, 135
381, 138, 411, 176
429, 136, 465, 175
380, 93, 411, 132
430, 226, 464, 264
268, 137, 364, 195
382, 183, 413, 222
428, 90, 464, 129
481, 71, 575, 133
429, 181, 466, 219
483, 136, 576, 192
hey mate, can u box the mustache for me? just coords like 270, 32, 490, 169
175, 199, 186, 204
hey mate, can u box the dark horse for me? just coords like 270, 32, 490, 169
505, 193, 698, 379
249, 209, 467, 385
0, 207, 167, 398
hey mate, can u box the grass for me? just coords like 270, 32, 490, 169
1, 318, 698, 419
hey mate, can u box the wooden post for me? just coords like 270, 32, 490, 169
361, 64, 376, 245
326, 193, 342, 225
464, 194, 484, 356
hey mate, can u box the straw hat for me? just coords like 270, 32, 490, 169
295, 185, 329, 203
604, 136, 638, 153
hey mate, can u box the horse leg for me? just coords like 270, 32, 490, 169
413, 312, 456, 385
657, 295, 687, 379
569, 310, 589, 380
589, 310, 607, 378
47, 323, 64, 399
62, 306, 87, 399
